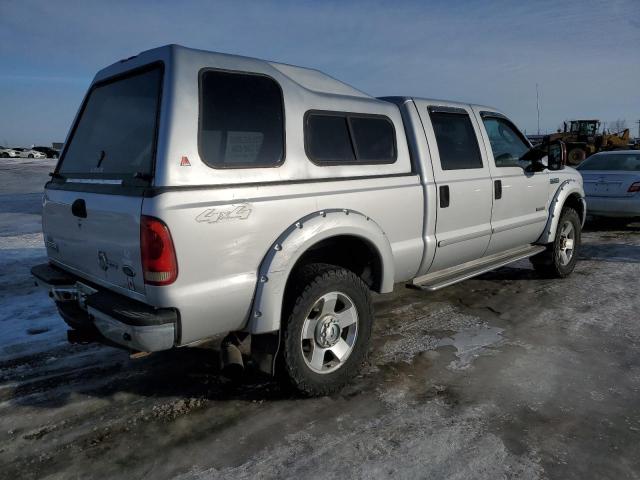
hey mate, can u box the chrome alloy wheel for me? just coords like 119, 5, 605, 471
300, 291, 358, 374
558, 220, 575, 266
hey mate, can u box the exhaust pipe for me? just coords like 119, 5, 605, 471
220, 332, 249, 379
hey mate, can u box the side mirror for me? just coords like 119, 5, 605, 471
547, 140, 566, 171
521, 146, 547, 172
526, 160, 546, 173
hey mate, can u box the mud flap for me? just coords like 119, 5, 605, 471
250, 331, 281, 376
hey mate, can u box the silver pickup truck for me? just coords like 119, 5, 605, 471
32, 45, 585, 395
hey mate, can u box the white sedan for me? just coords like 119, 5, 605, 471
1, 147, 21, 158
578, 150, 640, 225
1, 148, 46, 159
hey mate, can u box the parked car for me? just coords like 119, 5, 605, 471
1, 147, 23, 158
31, 45, 585, 396
578, 150, 640, 225
5, 147, 46, 159
32, 146, 60, 159
23, 148, 47, 159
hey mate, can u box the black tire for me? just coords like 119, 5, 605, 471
531, 207, 581, 278
281, 263, 373, 396
0, 152, 8, 158
28, 154, 34, 158
567, 148, 586, 166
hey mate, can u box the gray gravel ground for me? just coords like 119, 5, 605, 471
0, 159, 639, 479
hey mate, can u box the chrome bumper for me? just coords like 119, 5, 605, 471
31, 263, 178, 352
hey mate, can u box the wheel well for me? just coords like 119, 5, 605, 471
289, 235, 383, 292
564, 193, 584, 222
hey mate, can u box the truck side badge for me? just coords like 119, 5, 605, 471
180, 156, 191, 166
196, 204, 252, 223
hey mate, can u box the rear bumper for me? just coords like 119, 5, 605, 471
31, 263, 178, 352
585, 195, 640, 218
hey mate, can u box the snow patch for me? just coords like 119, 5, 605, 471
0, 232, 66, 361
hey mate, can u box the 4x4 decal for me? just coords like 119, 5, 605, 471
196, 204, 252, 224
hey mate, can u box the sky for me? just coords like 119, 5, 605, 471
1, 0, 639, 147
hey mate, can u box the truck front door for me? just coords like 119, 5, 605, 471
417, 104, 493, 272
474, 110, 549, 255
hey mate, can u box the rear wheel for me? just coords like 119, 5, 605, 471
531, 207, 581, 277
28, 154, 34, 158
281, 263, 373, 396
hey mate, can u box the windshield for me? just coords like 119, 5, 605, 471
58, 64, 163, 180
577, 153, 640, 171
570, 121, 598, 136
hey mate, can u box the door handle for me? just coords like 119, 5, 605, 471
439, 185, 450, 208
494, 180, 502, 200
71, 198, 87, 218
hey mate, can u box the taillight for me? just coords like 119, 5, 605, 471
628, 182, 640, 193
140, 216, 178, 285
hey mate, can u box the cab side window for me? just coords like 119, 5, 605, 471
429, 111, 483, 170
199, 70, 285, 168
482, 117, 530, 168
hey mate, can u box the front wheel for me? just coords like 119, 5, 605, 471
531, 207, 581, 278
281, 263, 373, 396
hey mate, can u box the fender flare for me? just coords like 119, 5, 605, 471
536, 179, 586, 245
247, 209, 395, 334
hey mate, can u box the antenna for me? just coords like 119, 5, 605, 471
536, 83, 540, 136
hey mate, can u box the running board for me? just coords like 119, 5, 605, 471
409, 244, 546, 291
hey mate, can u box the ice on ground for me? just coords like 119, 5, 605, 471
177, 392, 546, 480
438, 325, 504, 370
376, 303, 501, 367
0, 232, 65, 361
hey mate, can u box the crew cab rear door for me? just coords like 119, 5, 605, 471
43, 63, 164, 300
416, 103, 493, 272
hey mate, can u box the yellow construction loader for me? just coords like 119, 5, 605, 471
545, 120, 635, 166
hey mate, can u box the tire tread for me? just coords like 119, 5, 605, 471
281, 263, 373, 396
531, 207, 580, 278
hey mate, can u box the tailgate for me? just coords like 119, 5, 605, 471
43, 188, 146, 298
42, 62, 164, 300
